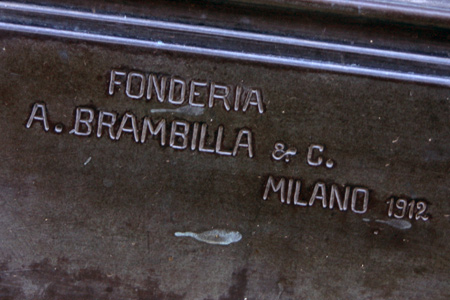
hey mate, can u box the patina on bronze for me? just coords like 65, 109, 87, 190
0, 0, 449, 299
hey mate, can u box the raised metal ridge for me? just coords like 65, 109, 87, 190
0, 1, 449, 86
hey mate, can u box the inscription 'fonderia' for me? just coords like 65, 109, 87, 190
109, 69, 265, 114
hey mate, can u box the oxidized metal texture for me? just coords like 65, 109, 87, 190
0, 1, 449, 299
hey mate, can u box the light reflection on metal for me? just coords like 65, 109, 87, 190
0, 2, 449, 86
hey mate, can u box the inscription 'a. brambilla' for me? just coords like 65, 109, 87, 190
25, 103, 254, 158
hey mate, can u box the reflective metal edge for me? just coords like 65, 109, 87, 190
0, 1, 449, 87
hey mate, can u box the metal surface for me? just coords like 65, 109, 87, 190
0, 0, 449, 299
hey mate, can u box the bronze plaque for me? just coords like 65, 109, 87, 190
0, 1, 449, 299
